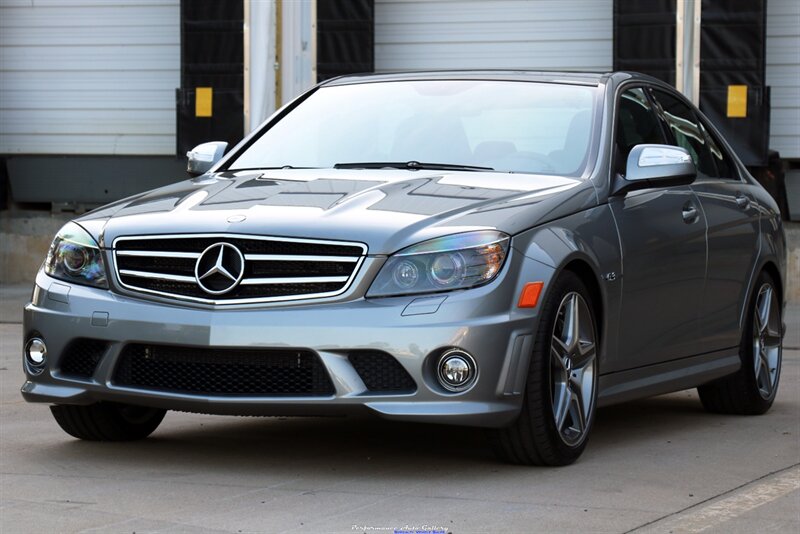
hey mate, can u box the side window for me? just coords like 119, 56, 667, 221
651, 90, 718, 177
699, 120, 738, 179
615, 88, 667, 173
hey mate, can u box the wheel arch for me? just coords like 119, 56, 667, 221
561, 258, 604, 333
547, 255, 606, 360
738, 258, 784, 333
759, 260, 783, 305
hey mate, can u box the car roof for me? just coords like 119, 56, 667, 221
321, 70, 666, 88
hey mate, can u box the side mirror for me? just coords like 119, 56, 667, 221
186, 141, 228, 176
612, 144, 696, 196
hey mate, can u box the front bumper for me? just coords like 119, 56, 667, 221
22, 266, 545, 428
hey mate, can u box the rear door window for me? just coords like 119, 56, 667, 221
651, 90, 718, 178
698, 119, 739, 180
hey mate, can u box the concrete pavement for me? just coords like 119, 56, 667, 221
0, 289, 797, 533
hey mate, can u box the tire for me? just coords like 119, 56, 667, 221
490, 271, 599, 466
698, 271, 783, 415
50, 402, 166, 441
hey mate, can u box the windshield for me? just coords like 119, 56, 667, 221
229, 80, 598, 176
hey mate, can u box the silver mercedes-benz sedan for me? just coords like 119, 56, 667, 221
22, 71, 786, 465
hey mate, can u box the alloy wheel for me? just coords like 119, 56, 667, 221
550, 292, 597, 446
752, 283, 782, 399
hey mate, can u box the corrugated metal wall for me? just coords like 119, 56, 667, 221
766, 0, 800, 159
0, 0, 180, 156
1, 0, 793, 159
375, 0, 613, 72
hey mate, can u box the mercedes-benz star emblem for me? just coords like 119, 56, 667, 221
194, 242, 245, 295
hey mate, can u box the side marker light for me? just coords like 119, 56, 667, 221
518, 282, 544, 308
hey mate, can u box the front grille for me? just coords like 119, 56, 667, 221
59, 339, 109, 379
113, 344, 335, 397
349, 351, 417, 393
113, 234, 366, 304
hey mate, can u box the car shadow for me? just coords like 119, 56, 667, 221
36, 391, 729, 474
591, 391, 715, 450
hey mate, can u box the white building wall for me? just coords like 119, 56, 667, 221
0, 0, 180, 155
766, 0, 800, 159
375, 0, 613, 72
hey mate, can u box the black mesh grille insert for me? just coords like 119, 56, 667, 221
117, 278, 345, 300
114, 344, 335, 397
348, 351, 416, 393
59, 339, 109, 378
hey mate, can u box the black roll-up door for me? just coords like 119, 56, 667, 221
614, 0, 677, 85
176, 0, 244, 157
317, 0, 374, 82
699, 0, 769, 166
614, 0, 770, 166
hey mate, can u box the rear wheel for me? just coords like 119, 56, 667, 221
698, 271, 783, 414
490, 272, 599, 466
51, 402, 166, 441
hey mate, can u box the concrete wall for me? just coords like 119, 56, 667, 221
0, 213, 69, 284
1, 214, 798, 303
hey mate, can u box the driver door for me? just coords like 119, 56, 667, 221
606, 87, 708, 373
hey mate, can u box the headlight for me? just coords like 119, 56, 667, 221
44, 222, 108, 289
367, 231, 509, 297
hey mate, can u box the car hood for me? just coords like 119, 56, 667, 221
77, 169, 596, 255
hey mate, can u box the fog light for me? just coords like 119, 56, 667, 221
437, 349, 477, 392
25, 337, 47, 375
25, 337, 47, 367
25, 337, 47, 371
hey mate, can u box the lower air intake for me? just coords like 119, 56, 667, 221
114, 344, 335, 397
59, 339, 109, 379
348, 351, 417, 393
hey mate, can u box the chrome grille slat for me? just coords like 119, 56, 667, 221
116, 250, 201, 259
113, 234, 367, 305
118, 270, 197, 283
240, 276, 350, 285
243, 254, 360, 263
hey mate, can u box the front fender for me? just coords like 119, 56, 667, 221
510, 204, 623, 372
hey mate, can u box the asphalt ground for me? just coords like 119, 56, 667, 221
1, 285, 798, 533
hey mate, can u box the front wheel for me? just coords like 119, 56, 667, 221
51, 402, 166, 441
490, 272, 599, 466
698, 271, 783, 415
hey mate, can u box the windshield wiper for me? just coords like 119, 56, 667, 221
333, 161, 494, 172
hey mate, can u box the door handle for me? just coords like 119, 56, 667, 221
682, 204, 699, 223
735, 193, 750, 209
